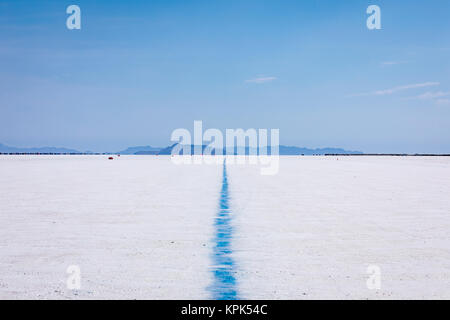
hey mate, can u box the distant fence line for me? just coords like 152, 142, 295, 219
0, 153, 110, 155
1, 153, 449, 156
324, 154, 450, 157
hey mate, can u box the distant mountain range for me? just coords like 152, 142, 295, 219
0, 143, 81, 154
0, 142, 363, 155
281, 145, 363, 155
117, 145, 162, 155
134, 144, 363, 155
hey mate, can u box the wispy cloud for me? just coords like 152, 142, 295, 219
349, 82, 440, 97
380, 61, 409, 66
245, 76, 277, 84
403, 91, 450, 105
416, 91, 450, 100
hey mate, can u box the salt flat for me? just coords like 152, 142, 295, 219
0, 155, 449, 299
227, 156, 450, 299
0, 155, 220, 299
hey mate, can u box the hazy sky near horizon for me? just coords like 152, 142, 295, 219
1, 0, 449, 153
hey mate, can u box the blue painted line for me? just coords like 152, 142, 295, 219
209, 160, 238, 300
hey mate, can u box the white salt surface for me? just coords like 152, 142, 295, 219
1, 155, 449, 299
0, 155, 220, 299
227, 156, 450, 299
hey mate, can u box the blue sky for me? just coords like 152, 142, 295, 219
0, 0, 449, 153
